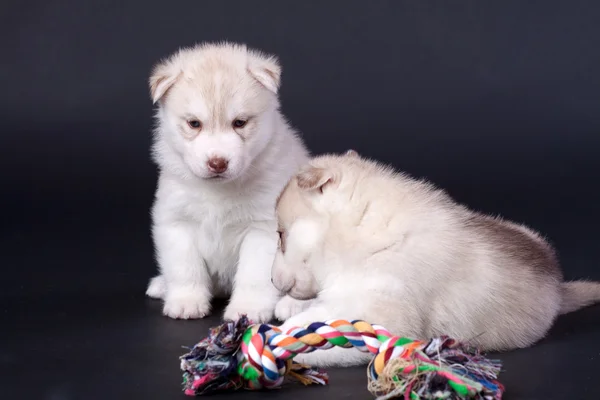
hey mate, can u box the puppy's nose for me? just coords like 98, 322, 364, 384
207, 157, 228, 174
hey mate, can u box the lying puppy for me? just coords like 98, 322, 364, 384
272, 151, 600, 366
146, 42, 308, 321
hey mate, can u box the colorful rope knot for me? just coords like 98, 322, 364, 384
179, 315, 504, 399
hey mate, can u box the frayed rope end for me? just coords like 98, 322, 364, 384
179, 315, 328, 395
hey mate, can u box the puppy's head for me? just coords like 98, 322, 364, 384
271, 151, 365, 299
150, 42, 282, 182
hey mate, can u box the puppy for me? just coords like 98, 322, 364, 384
146, 42, 309, 321
272, 151, 600, 366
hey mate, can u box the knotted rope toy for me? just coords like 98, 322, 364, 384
179, 315, 504, 399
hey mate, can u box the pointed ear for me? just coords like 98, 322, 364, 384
296, 167, 336, 193
247, 51, 281, 94
149, 61, 181, 104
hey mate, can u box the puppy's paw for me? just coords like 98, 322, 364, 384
224, 297, 276, 323
163, 286, 211, 319
293, 347, 371, 368
146, 275, 167, 299
274, 296, 313, 321
279, 315, 312, 333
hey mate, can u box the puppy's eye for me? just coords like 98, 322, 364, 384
232, 119, 247, 128
277, 230, 286, 253
187, 120, 202, 129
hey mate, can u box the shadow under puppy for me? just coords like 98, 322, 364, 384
271, 151, 600, 367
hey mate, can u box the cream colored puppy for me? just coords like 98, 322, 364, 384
272, 151, 600, 367
146, 42, 308, 321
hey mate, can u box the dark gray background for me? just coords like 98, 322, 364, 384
2, 1, 600, 399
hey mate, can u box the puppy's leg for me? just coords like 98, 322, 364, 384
224, 223, 280, 323
154, 222, 212, 319
274, 295, 313, 321
278, 304, 372, 367
146, 275, 167, 299
279, 304, 332, 332
294, 346, 372, 367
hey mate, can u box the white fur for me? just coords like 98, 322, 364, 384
146, 42, 309, 321
272, 152, 600, 367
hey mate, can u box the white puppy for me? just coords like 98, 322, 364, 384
272, 151, 600, 366
145, 42, 308, 321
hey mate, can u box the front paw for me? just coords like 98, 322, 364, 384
293, 347, 372, 368
279, 315, 313, 333
224, 297, 277, 323
163, 286, 211, 319
275, 296, 313, 321
146, 275, 167, 299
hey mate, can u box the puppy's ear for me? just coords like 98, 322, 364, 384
149, 61, 181, 104
345, 149, 359, 157
247, 51, 281, 94
296, 167, 336, 193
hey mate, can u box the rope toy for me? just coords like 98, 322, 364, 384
179, 315, 504, 399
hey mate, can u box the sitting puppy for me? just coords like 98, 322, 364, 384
272, 151, 600, 366
146, 42, 308, 321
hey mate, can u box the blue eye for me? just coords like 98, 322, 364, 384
187, 120, 202, 129
233, 119, 247, 128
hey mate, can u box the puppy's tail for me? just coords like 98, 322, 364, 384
559, 281, 600, 314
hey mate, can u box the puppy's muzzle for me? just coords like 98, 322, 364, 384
271, 271, 295, 294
